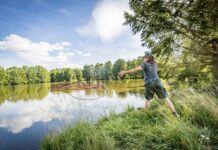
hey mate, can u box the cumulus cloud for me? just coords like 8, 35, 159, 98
76, 0, 130, 42
76, 51, 82, 54
76, 50, 91, 57
0, 34, 80, 68
55, 51, 75, 63
74, 0, 148, 64
82, 52, 91, 57
0, 34, 68, 52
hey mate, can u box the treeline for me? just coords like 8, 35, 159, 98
49, 57, 144, 83
0, 57, 144, 85
0, 66, 50, 85
82, 57, 144, 81
50, 68, 83, 82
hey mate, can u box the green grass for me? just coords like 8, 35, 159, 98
41, 89, 218, 150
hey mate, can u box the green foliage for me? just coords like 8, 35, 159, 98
35, 66, 50, 83
7, 67, 26, 85
82, 65, 94, 81
124, 0, 218, 81
113, 59, 127, 79
64, 68, 73, 82
50, 68, 78, 82
103, 61, 113, 80
0, 66, 50, 85
82, 58, 144, 81
73, 68, 83, 81
127, 57, 144, 79
94, 63, 104, 80
41, 90, 218, 150
156, 52, 213, 88
25, 66, 37, 84
0, 66, 8, 85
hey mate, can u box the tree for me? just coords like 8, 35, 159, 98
19, 67, 27, 84
103, 61, 113, 80
7, 67, 26, 85
64, 68, 73, 82
124, 0, 218, 81
56, 69, 65, 82
25, 66, 37, 84
0, 66, 7, 85
135, 56, 144, 79
35, 66, 50, 83
1, 66, 50, 85
82, 65, 94, 81
94, 63, 104, 80
50, 69, 57, 82
127, 60, 136, 79
113, 59, 127, 79
74, 68, 83, 81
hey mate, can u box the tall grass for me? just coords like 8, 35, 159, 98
41, 89, 218, 150
41, 123, 115, 150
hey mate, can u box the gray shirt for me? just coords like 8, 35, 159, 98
140, 62, 159, 84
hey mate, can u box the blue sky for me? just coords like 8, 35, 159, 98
0, 0, 146, 69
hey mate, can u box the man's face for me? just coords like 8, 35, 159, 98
143, 56, 148, 62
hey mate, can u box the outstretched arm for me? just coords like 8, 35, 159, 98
118, 66, 143, 78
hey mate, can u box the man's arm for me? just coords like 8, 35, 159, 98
118, 66, 143, 77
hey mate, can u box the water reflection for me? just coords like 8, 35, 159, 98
51, 80, 145, 99
0, 80, 145, 150
0, 80, 145, 105
0, 80, 145, 134
0, 84, 50, 105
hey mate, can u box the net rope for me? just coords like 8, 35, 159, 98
51, 82, 108, 101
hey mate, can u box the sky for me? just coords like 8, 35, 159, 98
0, 0, 147, 69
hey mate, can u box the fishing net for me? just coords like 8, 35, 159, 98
51, 82, 108, 100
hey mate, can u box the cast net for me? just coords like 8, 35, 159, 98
51, 82, 108, 100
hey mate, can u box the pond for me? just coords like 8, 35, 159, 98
0, 79, 146, 150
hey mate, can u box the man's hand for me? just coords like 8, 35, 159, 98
118, 70, 126, 78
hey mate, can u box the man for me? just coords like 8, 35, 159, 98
118, 51, 179, 117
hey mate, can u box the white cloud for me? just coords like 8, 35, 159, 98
0, 34, 69, 53
77, 51, 82, 55
0, 34, 78, 68
56, 52, 75, 63
76, 51, 91, 57
82, 52, 91, 57
74, 0, 148, 64
76, 0, 130, 42
61, 42, 71, 46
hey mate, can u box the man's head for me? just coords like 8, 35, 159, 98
143, 51, 155, 63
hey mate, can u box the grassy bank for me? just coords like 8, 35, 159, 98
41, 89, 218, 150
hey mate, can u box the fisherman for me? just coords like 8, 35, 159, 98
118, 51, 179, 117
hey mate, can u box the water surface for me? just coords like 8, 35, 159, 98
0, 80, 146, 150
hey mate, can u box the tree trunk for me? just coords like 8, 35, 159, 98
212, 40, 218, 85
212, 55, 218, 83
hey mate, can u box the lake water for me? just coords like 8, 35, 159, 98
0, 79, 146, 150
